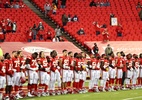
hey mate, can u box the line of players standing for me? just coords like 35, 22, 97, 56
0, 50, 142, 99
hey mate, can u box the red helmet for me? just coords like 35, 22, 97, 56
20, 77, 26, 84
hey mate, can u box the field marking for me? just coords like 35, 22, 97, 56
122, 96, 142, 100
82, 94, 90, 97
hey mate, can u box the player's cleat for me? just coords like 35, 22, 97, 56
27, 92, 34, 97
4, 96, 10, 100
67, 88, 73, 94
55, 90, 61, 95
41, 92, 47, 97
98, 86, 103, 92
102, 88, 106, 92
73, 89, 79, 94
16, 94, 23, 99
45, 91, 50, 96
49, 90, 56, 96
88, 89, 93, 92
79, 90, 83, 94
10, 93, 16, 100
19, 91, 27, 98
114, 86, 119, 91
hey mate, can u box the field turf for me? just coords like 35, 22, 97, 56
21, 89, 142, 100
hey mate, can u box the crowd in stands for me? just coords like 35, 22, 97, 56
27, 23, 65, 42
0, 19, 17, 42
0, 0, 24, 9
89, 0, 110, 7
27, 22, 52, 42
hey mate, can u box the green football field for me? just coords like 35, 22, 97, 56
21, 89, 142, 100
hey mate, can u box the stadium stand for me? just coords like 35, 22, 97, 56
0, 0, 55, 42
31, 0, 142, 46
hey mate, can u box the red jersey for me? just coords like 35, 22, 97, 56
0, 62, 6, 76
30, 58, 38, 68
126, 59, 133, 69
134, 59, 140, 69
60, 56, 70, 70
1, 21, 6, 30
4, 59, 14, 76
38, 57, 50, 73
69, 57, 75, 70
27, 30, 33, 39
116, 26, 123, 33
20, 57, 26, 72
26, 56, 38, 71
109, 58, 116, 69
139, 58, 142, 65
102, 60, 109, 71
12, 57, 21, 72
50, 57, 59, 72
116, 57, 124, 69
91, 58, 100, 70
6, 22, 12, 31
75, 58, 82, 71
94, 24, 100, 31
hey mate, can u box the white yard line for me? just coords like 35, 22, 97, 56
122, 96, 142, 100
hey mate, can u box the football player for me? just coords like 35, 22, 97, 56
74, 53, 82, 92
68, 51, 74, 87
25, 52, 39, 97
4, 53, 14, 99
132, 54, 139, 89
115, 52, 125, 89
59, 49, 69, 91
12, 51, 23, 99
108, 54, 116, 91
89, 54, 101, 92
125, 54, 133, 89
79, 52, 88, 93
0, 56, 6, 100
100, 55, 109, 92
49, 50, 61, 92
138, 53, 142, 87
38, 51, 50, 96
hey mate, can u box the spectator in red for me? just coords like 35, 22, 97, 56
44, 29, 52, 41
37, 22, 44, 40
0, 27, 4, 42
102, 28, 109, 42
6, 19, 12, 33
27, 28, 33, 42
0, 19, 6, 34
116, 23, 123, 37
93, 21, 101, 35
0, 0, 4, 8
